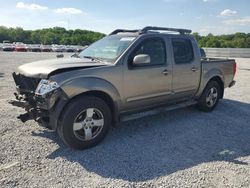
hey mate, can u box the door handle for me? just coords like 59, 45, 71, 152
191, 67, 198, 72
162, 69, 169, 75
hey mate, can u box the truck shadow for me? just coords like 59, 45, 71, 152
33, 99, 250, 182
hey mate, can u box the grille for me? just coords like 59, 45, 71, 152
12, 73, 41, 93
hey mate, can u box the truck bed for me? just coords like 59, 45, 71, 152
201, 57, 236, 88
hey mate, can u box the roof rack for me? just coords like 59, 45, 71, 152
109, 29, 140, 35
109, 26, 192, 35
141, 26, 192, 35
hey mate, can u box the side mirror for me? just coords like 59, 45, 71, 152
133, 54, 151, 65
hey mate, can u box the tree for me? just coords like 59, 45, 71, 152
1, 26, 249, 48
0, 26, 105, 45
192, 32, 250, 48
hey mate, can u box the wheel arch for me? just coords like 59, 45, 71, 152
56, 90, 119, 129
209, 76, 224, 98
196, 69, 225, 99
49, 77, 121, 130
196, 75, 224, 112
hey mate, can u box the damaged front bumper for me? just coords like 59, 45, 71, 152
11, 73, 67, 129
9, 99, 48, 123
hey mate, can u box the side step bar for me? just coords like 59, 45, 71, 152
120, 100, 197, 122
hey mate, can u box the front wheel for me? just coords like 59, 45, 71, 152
197, 81, 222, 112
57, 96, 112, 150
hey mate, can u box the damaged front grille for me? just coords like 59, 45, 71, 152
12, 73, 41, 93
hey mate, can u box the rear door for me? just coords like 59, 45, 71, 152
121, 36, 172, 111
171, 37, 200, 97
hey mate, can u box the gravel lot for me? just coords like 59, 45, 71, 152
0, 52, 250, 188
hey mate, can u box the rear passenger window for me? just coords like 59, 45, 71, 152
172, 39, 194, 64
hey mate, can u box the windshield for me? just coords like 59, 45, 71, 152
79, 35, 136, 63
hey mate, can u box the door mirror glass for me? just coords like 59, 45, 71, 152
133, 54, 151, 65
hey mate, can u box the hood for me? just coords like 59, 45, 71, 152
17, 57, 108, 78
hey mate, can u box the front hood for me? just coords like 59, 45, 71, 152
17, 58, 108, 78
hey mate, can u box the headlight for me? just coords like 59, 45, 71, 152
35, 79, 59, 96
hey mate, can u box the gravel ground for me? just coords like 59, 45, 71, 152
0, 52, 250, 188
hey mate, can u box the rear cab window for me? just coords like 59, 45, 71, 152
172, 38, 194, 64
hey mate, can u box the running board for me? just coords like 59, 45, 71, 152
120, 100, 197, 122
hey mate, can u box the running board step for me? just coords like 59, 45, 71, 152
120, 100, 197, 122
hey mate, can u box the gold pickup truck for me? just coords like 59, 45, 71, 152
12, 26, 236, 149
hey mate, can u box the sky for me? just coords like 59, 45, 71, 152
0, 0, 249, 35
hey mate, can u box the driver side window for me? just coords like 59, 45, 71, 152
128, 37, 166, 67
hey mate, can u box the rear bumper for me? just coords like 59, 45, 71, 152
15, 48, 28, 52
229, 80, 236, 88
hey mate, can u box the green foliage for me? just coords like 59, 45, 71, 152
0, 26, 105, 45
1, 26, 249, 48
191, 32, 250, 48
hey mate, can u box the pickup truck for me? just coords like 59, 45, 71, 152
12, 26, 236, 149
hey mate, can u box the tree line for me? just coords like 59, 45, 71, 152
192, 32, 250, 48
0, 26, 105, 45
1, 26, 250, 48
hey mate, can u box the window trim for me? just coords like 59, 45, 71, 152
127, 37, 167, 69
172, 38, 194, 64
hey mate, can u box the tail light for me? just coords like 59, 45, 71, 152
233, 62, 237, 77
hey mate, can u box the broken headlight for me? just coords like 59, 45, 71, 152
35, 79, 59, 97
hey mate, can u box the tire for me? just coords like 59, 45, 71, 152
57, 95, 112, 150
197, 80, 222, 112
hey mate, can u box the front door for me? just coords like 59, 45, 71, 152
122, 36, 172, 111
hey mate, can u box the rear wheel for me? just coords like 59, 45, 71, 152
57, 96, 112, 150
197, 81, 222, 112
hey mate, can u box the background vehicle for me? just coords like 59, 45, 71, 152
12, 26, 236, 150
51, 44, 65, 52
75, 45, 88, 52
41, 45, 52, 52
2, 43, 15, 51
29, 44, 41, 52
15, 43, 28, 52
65, 45, 76, 52
3, 40, 10, 44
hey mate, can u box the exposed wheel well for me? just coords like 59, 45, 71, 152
84, 91, 115, 114
209, 76, 224, 98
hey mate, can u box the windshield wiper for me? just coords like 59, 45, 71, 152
83, 56, 102, 63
